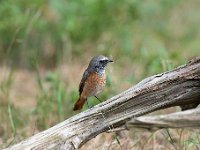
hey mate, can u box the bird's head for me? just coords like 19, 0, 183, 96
89, 55, 113, 73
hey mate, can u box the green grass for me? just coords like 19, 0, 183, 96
0, 0, 200, 149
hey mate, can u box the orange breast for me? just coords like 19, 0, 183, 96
81, 72, 106, 98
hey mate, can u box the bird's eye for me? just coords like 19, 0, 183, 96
99, 60, 104, 63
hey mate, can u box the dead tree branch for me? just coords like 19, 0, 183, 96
5, 57, 200, 150
126, 107, 200, 131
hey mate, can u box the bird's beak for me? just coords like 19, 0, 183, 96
108, 59, 113, 63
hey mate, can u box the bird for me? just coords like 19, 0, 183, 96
73, 55, 113, 111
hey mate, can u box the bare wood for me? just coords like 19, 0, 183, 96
5, 57, 200, 150
126, 107, 200, 131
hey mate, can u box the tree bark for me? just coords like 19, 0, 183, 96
126, 107, 200, 131
5, 57, 200, 150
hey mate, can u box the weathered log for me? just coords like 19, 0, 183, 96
126, 107, 200, 131
5, 57, 200, 150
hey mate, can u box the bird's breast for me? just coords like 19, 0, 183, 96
81, 72, 106, 97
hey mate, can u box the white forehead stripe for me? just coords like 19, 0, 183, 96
100, 57, 108, 61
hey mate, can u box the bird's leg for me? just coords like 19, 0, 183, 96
95, 96, 102, 102
86, 99, 92, 109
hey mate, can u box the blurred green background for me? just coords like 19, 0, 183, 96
0, 0, 200, 149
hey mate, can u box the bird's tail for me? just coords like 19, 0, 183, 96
73, 97, 87, 111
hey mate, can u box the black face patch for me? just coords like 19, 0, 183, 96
99, 60, 104, 63
99, 59, 108, 64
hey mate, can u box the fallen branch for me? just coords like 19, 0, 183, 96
5, 57, 200, 150
126, 107, 200, 131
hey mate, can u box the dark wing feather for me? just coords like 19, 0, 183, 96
79, 69, 89, 95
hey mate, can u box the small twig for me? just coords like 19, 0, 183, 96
165, 129, 178, 150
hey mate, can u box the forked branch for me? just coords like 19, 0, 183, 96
5, 57, 200, 150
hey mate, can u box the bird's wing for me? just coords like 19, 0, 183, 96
79, 69, 89, 95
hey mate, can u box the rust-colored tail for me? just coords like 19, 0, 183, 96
73, 97, 87, 111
